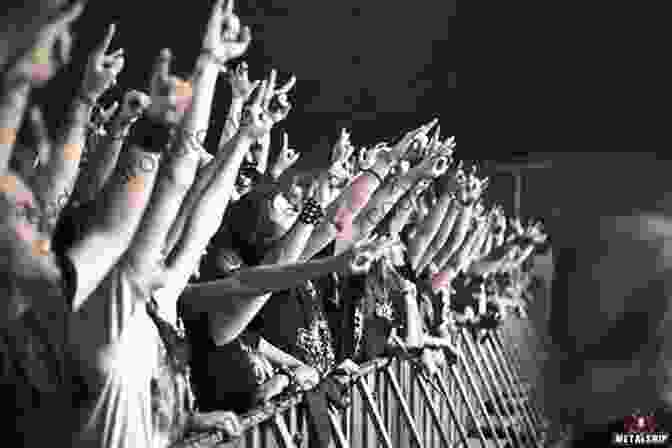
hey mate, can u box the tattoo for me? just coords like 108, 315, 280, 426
388, 175, 403, 196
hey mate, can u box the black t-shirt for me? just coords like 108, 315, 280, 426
0, 251, 76, 447
179, 300, 268, 414
255, 281, 336, 377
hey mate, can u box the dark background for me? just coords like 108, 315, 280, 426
36, 0, 458, 171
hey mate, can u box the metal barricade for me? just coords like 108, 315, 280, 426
183, 329, 546, 448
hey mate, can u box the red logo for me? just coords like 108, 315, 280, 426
624, 413, 657, 433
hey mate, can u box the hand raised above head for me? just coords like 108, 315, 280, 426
228, 61, 260, 101
148, 49, 191, 125
81, 24, 125, 100
118, 90, 151, 124
202, 0, 251, 63
4, 2, 85, 86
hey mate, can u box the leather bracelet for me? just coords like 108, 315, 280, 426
127, 116, 175, 154
298, 197, 325, 225
362, 168, 384, 184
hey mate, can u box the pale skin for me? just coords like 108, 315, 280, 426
33, 23, 124, 232
407, 176, 458, 272
300, 119, 438, 261
163, 70, 292, 256
343, 149, 451, 251
73, 90, 151, 204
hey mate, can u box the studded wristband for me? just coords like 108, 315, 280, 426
298, 197, 325, 225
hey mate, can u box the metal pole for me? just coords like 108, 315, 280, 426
462, 328, 524, 447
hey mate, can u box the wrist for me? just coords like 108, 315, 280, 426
76, 89, 99, 109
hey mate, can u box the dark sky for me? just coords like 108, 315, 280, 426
38, 0, 457, 169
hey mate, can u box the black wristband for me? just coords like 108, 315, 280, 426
298, 197, 325, 225
362, 168, 384, 184
127, 116, 175, 154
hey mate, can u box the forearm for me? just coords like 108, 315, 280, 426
67, 146, 161, 309
408, 193, 454, 269
125, 142, 202, 278
181, 56, 220, 145
416, 202, 460, 273
167, 133, 253, 276
219, 97, 244, 148
403, 295, 424, 349
447, 221, 483, 273
300, 170, 384, 260
259, 337, 303, 368
181, 254, 348, 313
433, 205, 474, 270
255, 136, 271, 175
75, 118, 130, 203
387, 189, 416, 235
0, 82, 30, 173
350, 169, 427, 245
34, 98, 93, 228
480, 232, 494, 259
468, 227, 491, 266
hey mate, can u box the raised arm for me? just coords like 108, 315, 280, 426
406, 172, 459, 270
181, 236, 389, 325
66, 46, 198, 309
73, 91, 150, 204
166, 79, 286, 279
346, 150, 451, 249
33, 24, 124, 230
301, 121, 438, 260
0, 2, 83, 173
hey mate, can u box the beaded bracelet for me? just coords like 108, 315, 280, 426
298, 197, 325, 225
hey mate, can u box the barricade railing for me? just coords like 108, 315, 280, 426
183, 328, 546, 448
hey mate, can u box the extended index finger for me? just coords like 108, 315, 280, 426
223, 0, 234, 17
94, 23, 116, 61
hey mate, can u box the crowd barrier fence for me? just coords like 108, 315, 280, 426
183, 328, 545, 448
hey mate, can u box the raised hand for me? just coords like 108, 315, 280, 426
388, 118, 438, 161
331, 128, 355, 166
357, 144, 383, 171
202, 0, 251, 63
3, 1, 84, 86
81, 24, 124, 101
413, 151, 451, 180
239, 80, 273, 139
148, 49, 192, 125
239, 73, 292, 140
228, 61, 260, 101
271, 132, 300, 179
117, 90, 151, 124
